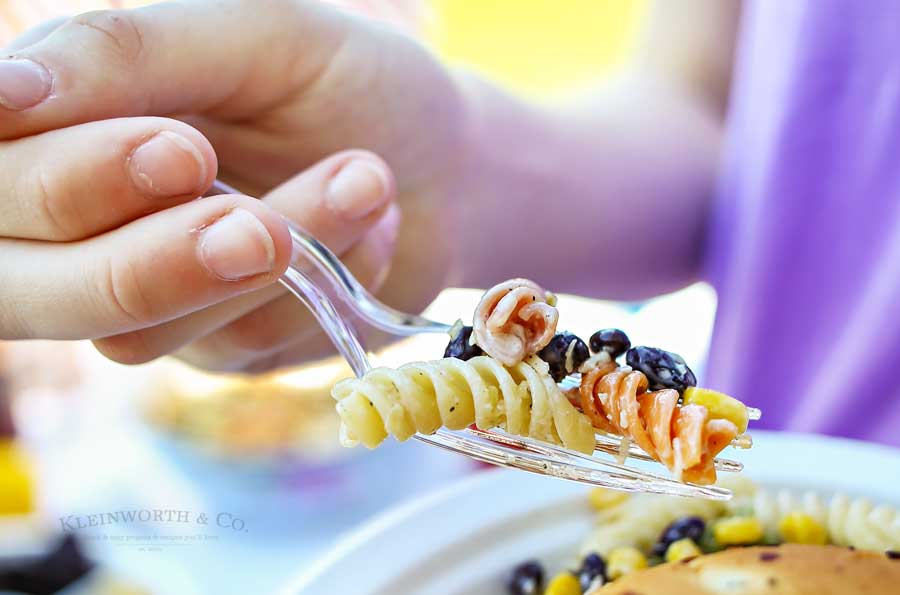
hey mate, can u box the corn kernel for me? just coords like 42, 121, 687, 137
545, 572, 581, 595
0, 441, 35, 516
607, 546, 648, 580
683, 387, 749, 433
665, 538, 702, 563
588, 488, 629, 510
778, 512, 828, 545
713, 517, 764, 545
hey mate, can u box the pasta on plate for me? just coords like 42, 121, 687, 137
506, 478, 900, 594
746, 488, 900, 552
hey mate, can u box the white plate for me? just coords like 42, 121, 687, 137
284, 431, 900, 595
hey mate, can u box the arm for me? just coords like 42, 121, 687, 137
447, 0, 742, 299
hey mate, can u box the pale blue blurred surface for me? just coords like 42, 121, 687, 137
23, 365, 476, 594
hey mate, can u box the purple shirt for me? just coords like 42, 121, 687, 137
705, 1, 900, 447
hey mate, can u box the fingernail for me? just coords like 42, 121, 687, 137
327, 159, 390, 219
0, 59, 51, 110
199, 209, 275, 281
130, 131, 207, 198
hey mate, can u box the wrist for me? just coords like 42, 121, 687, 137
442, 71, 567, 287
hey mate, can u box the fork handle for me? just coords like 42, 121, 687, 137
210, 179, 450, 335
284, 222, 452, 336
208, 179, 451, 378
278, 262, 372, 378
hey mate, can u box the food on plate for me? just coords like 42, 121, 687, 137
506, 478, 900, 594
145, 361, 346, 458
592, 544, 900, 594
332, 278, 753, 484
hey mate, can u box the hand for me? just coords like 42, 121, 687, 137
0, 0, 464, 371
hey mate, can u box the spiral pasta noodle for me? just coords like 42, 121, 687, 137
580, 479, 899, 558
332, 356, 597, 453
472, 278, 558, 366
745, 489, 900, 551
578, 363, 740, 484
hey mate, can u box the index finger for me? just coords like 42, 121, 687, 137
0, 0, 349, 140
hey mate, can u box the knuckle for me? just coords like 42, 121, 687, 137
99, 254, 157, 330
30, 162, 81, 241
68, 10, 146, 67
92, 333, 158, 366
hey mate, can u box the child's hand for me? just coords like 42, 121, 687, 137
0, 0, 465, 371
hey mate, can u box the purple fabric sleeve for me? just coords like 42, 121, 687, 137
704, 1, 900, 446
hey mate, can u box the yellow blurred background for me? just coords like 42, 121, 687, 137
428, 0, 644, 99
1, 0, 645, 99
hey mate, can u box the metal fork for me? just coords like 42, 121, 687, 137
209, 180, 759, 500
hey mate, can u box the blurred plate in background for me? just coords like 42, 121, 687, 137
285, 431, 900, 595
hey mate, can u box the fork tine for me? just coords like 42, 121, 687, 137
593, 429, 752, 453
459, 427, 732, 499
591, 433, 744, 473
467, 426, 742, 473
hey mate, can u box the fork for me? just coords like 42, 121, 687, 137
209, 180, 759, 500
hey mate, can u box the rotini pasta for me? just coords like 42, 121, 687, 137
580, 479, 899, 560
741, 488, 900, 551
472, 278, 558, 366
332, 355, 597, 453
578, 363, 740, 484
331, 277, 752, 486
